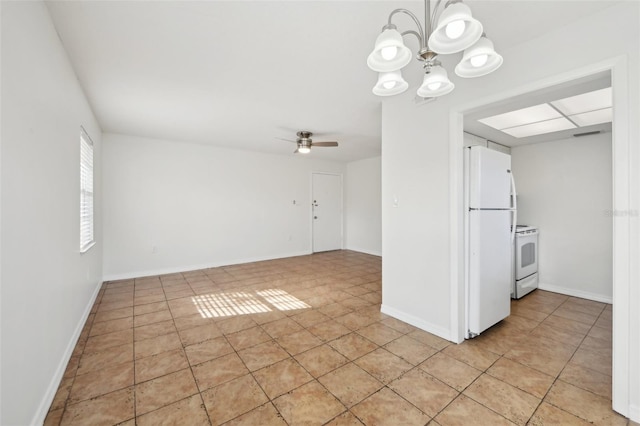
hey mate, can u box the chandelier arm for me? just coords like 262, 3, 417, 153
430, 0, 444, 36
400, 30, 423, 45
386, 8, 426, 49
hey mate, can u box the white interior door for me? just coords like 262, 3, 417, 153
312, 173, 342, 253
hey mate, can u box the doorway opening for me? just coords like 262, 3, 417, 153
449, 58, 631, 417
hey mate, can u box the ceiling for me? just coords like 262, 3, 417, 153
45, 1, 620, 162
465, 72, 612, 147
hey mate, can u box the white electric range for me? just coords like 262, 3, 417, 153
512, 225, 539, 299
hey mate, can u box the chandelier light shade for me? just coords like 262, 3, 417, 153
366, 27, 413, 72
428, 2, 483, 54
373, 70, 410, 96
455, 35, 503, 78
367, 0, 502, 99
417, 64, 455, 97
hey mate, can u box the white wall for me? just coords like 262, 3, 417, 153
0, 2, 103, 425
345, 156, 381, 256
381, 2, 639, 419
512, 133, 612, 302
381, 103, 452, 336
103, 133, 345, 279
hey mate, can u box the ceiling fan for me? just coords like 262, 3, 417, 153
280, 131, 339, 154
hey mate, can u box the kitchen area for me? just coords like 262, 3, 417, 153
463, 72, 613, 337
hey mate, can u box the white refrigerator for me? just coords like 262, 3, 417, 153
464, 145, 516, 338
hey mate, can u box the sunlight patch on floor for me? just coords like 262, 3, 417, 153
256, 289, 311, 311
192, 288, 310, 318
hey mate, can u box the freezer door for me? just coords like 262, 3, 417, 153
469, 146, 512, 209
468, 210, 512, 336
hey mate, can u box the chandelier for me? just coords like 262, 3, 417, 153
367, 0, 503, 98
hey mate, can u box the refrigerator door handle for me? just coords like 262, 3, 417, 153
510, 172, 518, 210
510, 172, 517, 243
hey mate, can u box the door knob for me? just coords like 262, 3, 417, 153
314, 216, 318, 219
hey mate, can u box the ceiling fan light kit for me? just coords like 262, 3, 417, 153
367, 0, 503, 98
289, 131, 339, 154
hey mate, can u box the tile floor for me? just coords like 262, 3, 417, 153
45, 250, 632, 425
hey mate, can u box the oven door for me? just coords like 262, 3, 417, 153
515, 231, 538, 280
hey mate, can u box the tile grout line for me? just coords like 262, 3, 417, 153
51, 253, 615, 425
501, 294, 607, 424
529, 298, 608, 423
275, 305, 382, 425
429, 350, 509, 424
224, 282, 382, 425
137, 274, 213, 423
311, 317, 432, 424
180, 272, 216, 426
254, 296, 370, 422
426, 294, 591, 424
514, 296, 575, 424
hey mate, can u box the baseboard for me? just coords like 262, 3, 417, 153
538, 282, 613, 304
31, 279, 103, 426
345, 246, 382, 257
381, 304, 452, 342
102, 251, 312, 282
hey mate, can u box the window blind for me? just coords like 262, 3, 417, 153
80, 128, 95, 252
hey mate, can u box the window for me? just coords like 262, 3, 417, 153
80, 128, 95, 252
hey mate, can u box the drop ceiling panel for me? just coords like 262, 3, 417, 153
569, 107, 613, 127
478, 104, 562, 130
467, 72, 613, 146
551, 87, 612, 115
500, 117, 577, 138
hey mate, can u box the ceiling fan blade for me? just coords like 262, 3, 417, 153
276, 137, 297, 143
293, 148, 300, 154
312, 141, 338, 147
